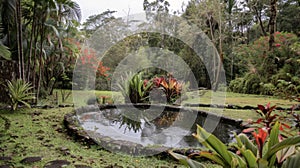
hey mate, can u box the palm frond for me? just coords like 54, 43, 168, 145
0, 44, 11, 60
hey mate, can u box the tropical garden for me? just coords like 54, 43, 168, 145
0, 0, 300, 167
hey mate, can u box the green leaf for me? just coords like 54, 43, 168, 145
257, 159, 268, 168
194, 125, 233, 166
0, 44, 11, 60
276, 146, 295, 163
197, 151, 226, 167
282, 152, 300, 168
268, 122, 279, 152
45, 22, 60, 38
168, 151, 207, 168
19, 101, 31, 108
6, 79, 35, 111
236, 133, 258, 156
267, 122, 280, 166
264, 136, 300, 161
244, 150, 257, 168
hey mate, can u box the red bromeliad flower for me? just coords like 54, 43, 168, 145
143, 79, 149, 87
252, 128, 268, 158
153, 77, 164, 87
279, 123, 291, 131
275, 43, 281, 47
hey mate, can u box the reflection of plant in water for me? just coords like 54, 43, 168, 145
80, 113, 96, 121
153, 111, 179, 128
118, 110, 181, 133
119, 116, 142, 133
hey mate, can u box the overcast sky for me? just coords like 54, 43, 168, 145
74, 0, 189, 23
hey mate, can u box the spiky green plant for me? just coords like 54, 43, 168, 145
117, 72, 152, 103
6, 79, 35, 111
169, 121, 300, 168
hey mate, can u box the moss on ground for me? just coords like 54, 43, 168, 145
0, 107, 219, 168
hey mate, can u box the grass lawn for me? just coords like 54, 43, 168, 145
184, 90, 299, 121
49, 89, 299, 108
190, 107, 258, 121
45, 89, 299, 122
38, 90, 123, 107
2, 90, 297, 167
0, 107, 221, 168
184, 90, 298, 108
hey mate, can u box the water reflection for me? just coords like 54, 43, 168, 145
78, 107, 242, 148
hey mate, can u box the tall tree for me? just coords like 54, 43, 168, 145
183, 0, 227, 90
1, 0, 82, 102
81, 10, 116, 37
268, 0, 277, 51
277, 0, 300, 34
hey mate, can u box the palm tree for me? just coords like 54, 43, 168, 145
0, 0, 25, 80
35, 0, 81, 99
56, 0, 81, 27
1, 0, 82, 103
0, 0, 16, 48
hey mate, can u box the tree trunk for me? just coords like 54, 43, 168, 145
253, 5, 267, 36
269, 0, 277, 51
32, 20, 39, 104
27, 2, 37, 82
36, 16, 46, 103
213, 8, 224, 92
16, 0, 24, 80
15, 0, 21, 79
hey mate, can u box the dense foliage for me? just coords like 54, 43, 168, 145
0, 0, 299, 103
170, 103, 300, 167
229, 32, 300, 99
117, 71, 184, 104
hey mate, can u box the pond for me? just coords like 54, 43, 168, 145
76, 104, 243, 150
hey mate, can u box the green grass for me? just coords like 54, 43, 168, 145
0, 108, 177, 167
184, 90, 299, 121
192, 107, 258, 121
2, 90, 296, 167
50, 89, 298, 109
41, 90, 123, 107
44, 89, 298, 122
0, 107, 221, 168
184, 90, 298, 108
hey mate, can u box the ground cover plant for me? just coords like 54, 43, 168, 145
0, 90, 299, 167
2, 89, 298, 167
0, 107, 190, 168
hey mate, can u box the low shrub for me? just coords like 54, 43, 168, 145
6, 79, 35, 111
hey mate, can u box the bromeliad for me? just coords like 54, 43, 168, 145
252, 128, 268, 158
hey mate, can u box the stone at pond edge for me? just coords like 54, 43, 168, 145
0, 157, 12, 161
75, 165, 92, 168
44, 160, 70, 168
21, 156, 42, 164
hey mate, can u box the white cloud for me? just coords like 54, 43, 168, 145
74, 0, 189, 23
